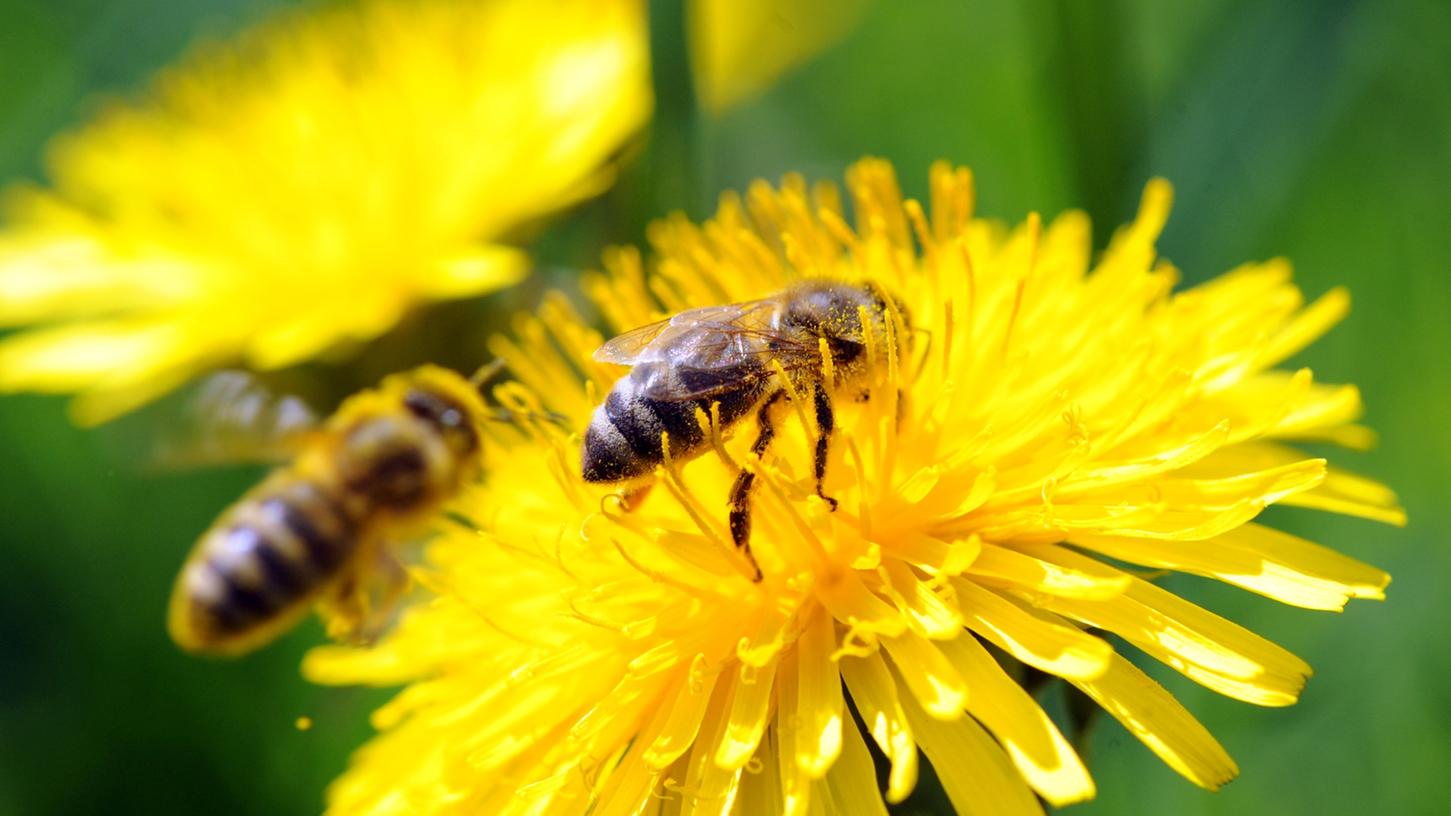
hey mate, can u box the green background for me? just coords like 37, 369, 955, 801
0, 0, 1447, 813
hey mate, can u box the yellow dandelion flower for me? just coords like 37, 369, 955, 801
0, 0, 650, 424
305, 159, 1402, 815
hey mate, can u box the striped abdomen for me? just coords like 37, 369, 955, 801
169, 474, 361, 654
582, 368, 765, 482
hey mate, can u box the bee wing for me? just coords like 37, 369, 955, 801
600, 299, 826, 402
153, 370, 321, 469
633, 333, 825, 401
593, 299, 784, 366
592, 317, 675, 365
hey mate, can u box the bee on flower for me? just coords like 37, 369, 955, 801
305, 159, 1402, 815
580, 277, 908, 579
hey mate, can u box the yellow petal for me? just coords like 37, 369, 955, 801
643, 659, 719, 768
678, 676, 744, 816
0, 319, 191, 392
1262, 377, 1364, 439
1033, 547, 1310, 706
897, 677, 1045, 816
1100, 457, 1327, 509
1070, 653, 1238, 790
816, 568, 908, 639
1189, 442, 1406, 525
938, 634, 1095, 806
880, 560, 964, 637
714, 657, 779, 770
592, 740, 660, 816
966, 542, 1131, 600
1048, 421, 1230, 497
774, 655, 813, 816
1253, 286, 1350, 370
0, 234, 188, 323
1282, 482, 1408, 526
1220, 523, 1390, 598
839, 652, 919, 804
734, 727, 786, 815
976, 459, 1328, 543
1070, 524, 1389, 611
953, 579, 1112, 681
793, 608, 845, 778
881, 631, 968, 719
417, 244, 530, 299
570, 670, 674, 756
737, 603, 795, 668
821, 724, 890, 816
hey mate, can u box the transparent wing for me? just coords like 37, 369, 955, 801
153, 371, 320, 468
634, 328, 829, 399
593, 299, 785, 366
596, 297, 847, 401
592, 316, 675, 365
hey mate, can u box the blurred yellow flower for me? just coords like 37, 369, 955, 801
305, 159, 1402, 814
689, 0, 870, 113
0, 0, 650, 424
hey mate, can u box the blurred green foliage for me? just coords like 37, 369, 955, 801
1, 0, 1447, 813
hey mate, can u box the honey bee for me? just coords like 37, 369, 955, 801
582, 280, 907, 578
168, 364, 511, 656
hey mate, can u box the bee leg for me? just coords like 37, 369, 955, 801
812, 383, 839, 511
729, 392, 783, 581
320, 550, 409, 645
319, 573, 366, 643
620, 481, 654, 511
357, 551, 409, 643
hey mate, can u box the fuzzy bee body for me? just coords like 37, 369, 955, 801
169, 365, 488, 656
582, 362, 767, 482
582, 280, 906, 577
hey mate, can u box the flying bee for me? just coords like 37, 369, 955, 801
582, 279, 908, 578
168, 363, 530, 656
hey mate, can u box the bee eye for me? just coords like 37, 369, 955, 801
404, 387, 477, 455
830, 338, 864, 364
405, 389, 463, 428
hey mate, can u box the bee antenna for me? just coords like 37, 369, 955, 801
467, 358, 509, 391
469, 358, 572, 429
484, 406, 572, 428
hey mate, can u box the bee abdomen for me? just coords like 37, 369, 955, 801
581, 380, 692, 481
583, 375, 764, 483
174, 478, 359, 650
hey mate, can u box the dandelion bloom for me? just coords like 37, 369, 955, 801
306, 160, 1402, 814
0, 0, 649, 424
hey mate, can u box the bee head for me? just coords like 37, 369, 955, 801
330, 369, 486, 509
786, 280, 910, 371
403, 386, 479, 459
